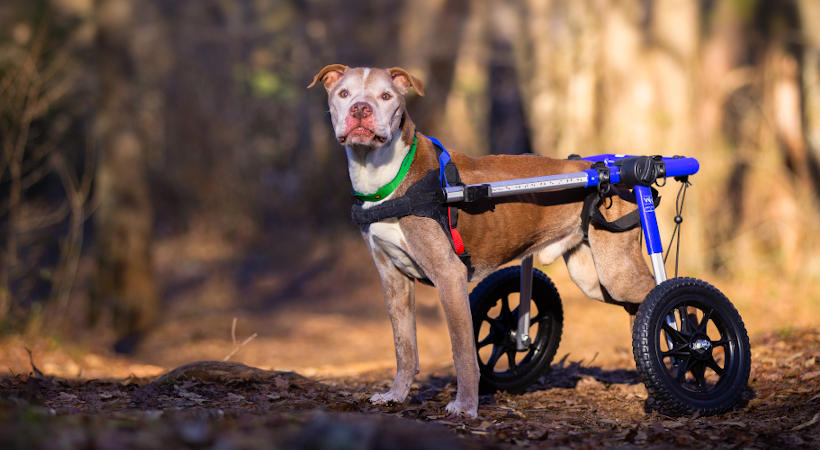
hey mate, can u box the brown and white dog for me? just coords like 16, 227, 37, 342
309, 65, 655, 418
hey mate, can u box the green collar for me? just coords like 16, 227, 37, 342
352, 136, 417, 202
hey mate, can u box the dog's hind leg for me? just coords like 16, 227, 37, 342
587, 226, 655, 314
366, 241, 419, 406
563, 242, 605, 302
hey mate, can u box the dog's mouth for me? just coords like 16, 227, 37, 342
339, 126, 387, 145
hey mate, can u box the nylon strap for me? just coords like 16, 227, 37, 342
581, 188, 661, 239
425, 135, 452, 187
426, 136, 468, 259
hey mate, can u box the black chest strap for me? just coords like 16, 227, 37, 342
351, 170, 444, 224
581, 187, 660, 240
351, 158, 472, 272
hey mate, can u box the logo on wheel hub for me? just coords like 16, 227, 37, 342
691, 338, 711, 353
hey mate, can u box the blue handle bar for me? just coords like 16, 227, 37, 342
582, 154, 699, 188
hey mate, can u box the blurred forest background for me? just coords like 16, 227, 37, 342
1, 0, 819, 362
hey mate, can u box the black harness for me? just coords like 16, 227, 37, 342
352, 146, 658, 274
351, 140, 472, 271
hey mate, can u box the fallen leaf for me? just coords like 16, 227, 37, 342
715, 421, 747, 428
177, 390, 207, 404
661, 420, 686, 428
56, 392, 79, 402
598, 418, 619, 427
474, 420, 493, 431
225, 393, 246, 403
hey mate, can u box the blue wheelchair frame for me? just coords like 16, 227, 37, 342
442, 154, 699, 349
582, 154, 699, 284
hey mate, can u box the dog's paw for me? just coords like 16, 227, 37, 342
369, 391, 406, 405
445, 400, 478, 419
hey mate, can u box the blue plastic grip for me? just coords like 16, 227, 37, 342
663, 157, 699, 178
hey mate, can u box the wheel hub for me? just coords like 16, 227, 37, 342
691, 338, 710, 352
690, 336, 712, 359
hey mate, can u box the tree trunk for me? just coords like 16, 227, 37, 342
798, 0, 820, 193
93, 0, 159, 352
441, 0, 489, 156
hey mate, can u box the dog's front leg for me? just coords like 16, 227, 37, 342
435, 268, 480, 418
366, 241, 419, 406
401, 217, 479, 418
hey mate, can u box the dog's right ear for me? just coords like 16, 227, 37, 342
307, 64, 349, 91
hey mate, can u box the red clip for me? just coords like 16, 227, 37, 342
447, 207, 465, 254
450, 228, 465, 255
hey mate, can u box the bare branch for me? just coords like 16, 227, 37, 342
24, 346, 46, 379
223, 318, 258, 361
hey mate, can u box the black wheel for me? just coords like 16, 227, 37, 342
632, 277, 751, 416
470, 266, 563, 394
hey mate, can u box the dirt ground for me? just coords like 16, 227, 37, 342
1, 232, 818, 448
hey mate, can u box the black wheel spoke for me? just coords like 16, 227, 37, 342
477, 333, 496, 349
486, 345, 504, 370
661, 343, 691, 358
698, 307, 714, 333
711, 338, 730, 347
685, 313, 700, 335
691, 361, 708, 390
662, 322, 689, 345
677, 306, 690, 332
486, 317, 505, 334
500, 295, 512, 321
676, 357, 692, 383
506, 350, 518, 375
705, 356, 725, 377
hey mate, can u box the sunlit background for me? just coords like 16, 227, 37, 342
1, 0, 818, 378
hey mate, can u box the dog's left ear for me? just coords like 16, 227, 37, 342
388, 67, 425, 97
307, 64, 349, 91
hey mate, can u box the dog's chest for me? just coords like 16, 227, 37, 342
365, 219, 426, 279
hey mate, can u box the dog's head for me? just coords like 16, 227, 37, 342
308, 65, 424, 151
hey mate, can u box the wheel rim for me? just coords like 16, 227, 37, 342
475, 292, 550, 382
654, 295, 741, 400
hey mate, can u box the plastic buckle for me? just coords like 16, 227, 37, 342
592, 161, 611, 195
463, 184, 491, 202
653, 156, 667, 187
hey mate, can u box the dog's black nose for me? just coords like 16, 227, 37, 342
350, 102, 372, 119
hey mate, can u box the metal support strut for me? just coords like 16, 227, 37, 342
516, 254, 534, 351
634, 185, 668, 285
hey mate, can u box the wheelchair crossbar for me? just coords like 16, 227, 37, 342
443, 155, 699, 203
443, 172, 590, 203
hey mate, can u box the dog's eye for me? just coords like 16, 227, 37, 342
380, 92, 392, 101
339, 89, 349, 98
